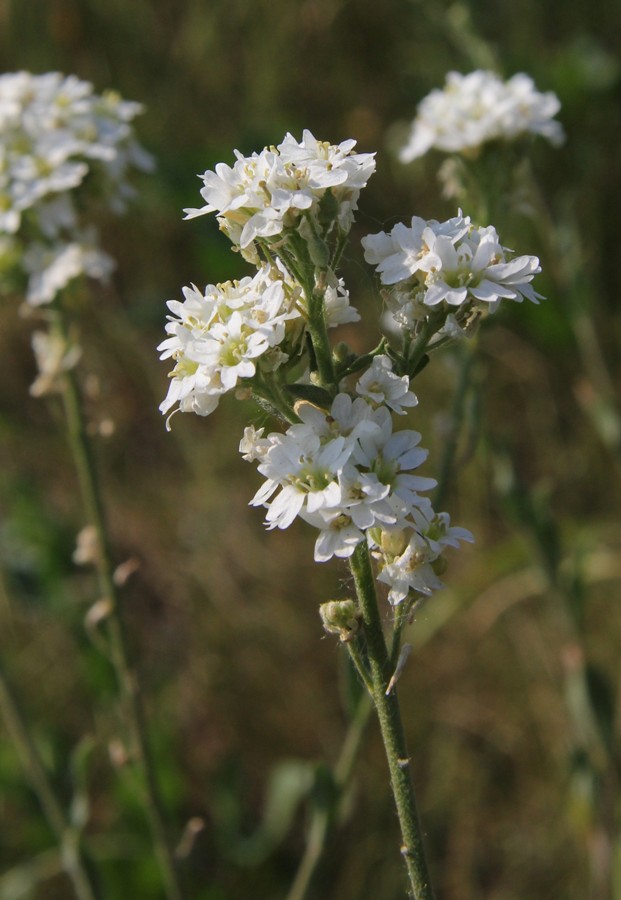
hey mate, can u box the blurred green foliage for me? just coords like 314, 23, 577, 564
1, 1, 621, 898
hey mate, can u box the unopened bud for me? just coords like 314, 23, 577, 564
175, 817, 206, 859
380, 529, 408, 558
319, 599, 360, 642
113, 556, 141, 587
73, 525, 101, 566
108, 739, 130, 768
332, 341, 352, 364
85, 597, 113, 631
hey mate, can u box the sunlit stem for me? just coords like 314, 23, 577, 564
286, 595, 417, 900
348, 544, 434, 900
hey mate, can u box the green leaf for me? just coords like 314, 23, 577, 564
284, 383, 333, 409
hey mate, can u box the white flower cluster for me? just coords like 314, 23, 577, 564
159, 264, 297, 421
184, 130, 376, 258
399, 70, 564, 163
0, 71, 152, 305
159, 262, 360, 424
240, 377, 472, 603
362, 211, 542, 330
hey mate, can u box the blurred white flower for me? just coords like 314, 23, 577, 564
0, 71, 152, 304
29, 329, 82, 396
399, 70, 564, 162
24, 238, 115, 306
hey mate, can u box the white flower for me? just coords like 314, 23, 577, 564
29, 329, 82, 397
0, 71, 152, 304
243, 394, 438, 563
399, 70, 564, 162
353, 426, 436, 512
159, 264, 300, 420
356, 355, 418, 414
362, 214, 468, 286
250, 426, 351, 530
239, 426, 269, 462
184, 130, 375, 252
371, 513, 473, 605
375, 529, 445, 603
323, 274, 360, 327
362, 212, 543, 323
23, 238, 115, 305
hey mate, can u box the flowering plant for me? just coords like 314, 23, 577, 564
0, 71, 152, 306
399, 70, 564, 163
160, 130, 543, 896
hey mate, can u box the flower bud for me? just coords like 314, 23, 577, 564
379, 529, 409, 558
319, 599, 360, 642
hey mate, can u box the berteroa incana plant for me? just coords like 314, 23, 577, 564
0, 71, 183, 900
159, 130, 543, 898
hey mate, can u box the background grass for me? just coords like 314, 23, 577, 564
1, 1, 621, 898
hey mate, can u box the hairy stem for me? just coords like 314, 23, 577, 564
349, 544, 434, 899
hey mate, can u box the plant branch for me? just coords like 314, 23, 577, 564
349, 543, 434, 899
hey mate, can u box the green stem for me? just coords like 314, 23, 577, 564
329, 229, 350, 271
52, 309, 184, 900
0, 656, 102, 900
433, 342, 476, 510
251, 377, 299, 425
349, 544, 434, 899
285, 598, 415, 900
408, 316, 443, 379
337, 338, 387, 380
307, 277, 337, 390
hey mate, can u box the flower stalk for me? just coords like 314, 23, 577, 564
52, 307, 184, 900
349, 544, 434, 899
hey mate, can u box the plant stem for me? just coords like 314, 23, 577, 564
286, 597, 416, 900
408, 316, 443, 379
349, 544, 434, 899
295, 247, 432, 896
0, 656, 102, 900
433, 342, 476, 510
52, 309, 184, 900
307, 281, 337, 390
